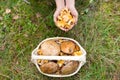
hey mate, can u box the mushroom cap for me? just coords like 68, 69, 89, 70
60, 41, 75, 54
40, 62, 58, 74
41, 40, 60, 56
61, 61, 79, 75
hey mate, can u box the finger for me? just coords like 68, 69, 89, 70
75, 17, 78, 25
53, 12, 58, 22
72, 16, 77, 25
59, 27, 69, 32
69, 24, 74, 30
54, 10, 61, 23
54, 18, 56, 23
60, 27, 67, 31
70, 9, 78, 24
53, 14, 57, 23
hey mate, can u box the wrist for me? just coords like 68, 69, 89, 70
66, 0, 75, 8
55, 0, 65, 9
66, 5, 75, 9
56, 5, 65, 10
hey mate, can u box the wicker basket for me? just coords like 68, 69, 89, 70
31, 37, 86, 77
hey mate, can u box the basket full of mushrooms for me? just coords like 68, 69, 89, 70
31, 37, 86, 77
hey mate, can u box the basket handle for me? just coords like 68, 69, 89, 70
32, 55, 85, 61
31, 48, 86, 62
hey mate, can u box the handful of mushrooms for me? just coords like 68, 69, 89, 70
37, 39, 82, 75
56, 8, 75, 30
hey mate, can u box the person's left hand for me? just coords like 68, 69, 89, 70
62, 6, 78, 31
69, 6, 78, 24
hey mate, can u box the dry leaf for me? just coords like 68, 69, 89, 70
24, 34, 28, 37
23, 0, 30, 4
5, 8, 11, 14
0, 45, 5, 51
36, 13, 41, 18
0, 16, 3, 21
18, 26, 23, 32
113, 73, 119, 80
13, 15, 19, 20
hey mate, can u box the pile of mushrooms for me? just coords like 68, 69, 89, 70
56, 8, 75, 29
37, 39, 82, 75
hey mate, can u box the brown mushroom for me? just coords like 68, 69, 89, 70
41, 40, 60, 56
61, 61, 79, 75
74, 45, 80, 51
40, 62, 58, 74
60, 41, 75, 54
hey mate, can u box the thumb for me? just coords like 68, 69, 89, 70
69, 8, 78, 24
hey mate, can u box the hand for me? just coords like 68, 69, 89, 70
68, 6, 78, 25
53, 8, 63, 25
54, 8, 68, 32
54, 0, 65, 27
61, 6, 78, 32
65, 0, 78, 31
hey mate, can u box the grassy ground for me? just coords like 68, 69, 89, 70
0, 0, 120, 80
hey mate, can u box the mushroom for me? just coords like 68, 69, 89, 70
57, 60, 65, 67
61, 61, 79, 75
74, 45, 80, 52
73, 51, 82, 56
41, 40, 60, 56
37, 59, 49, 65
37, 49, 42, 55
40, 62, 58, 74
60, 41, 75, 54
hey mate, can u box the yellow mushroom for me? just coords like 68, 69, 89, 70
37, 59, 42, 65
37, 49, 43, 55
57, 60, 65, 67
57, 15, 62, 21
73, 51, 82, 56
43, 60, 49, 64
59, 52, 67, 56
56, 21, 65, 28
37, 59, 41, 63
37, 59, 49, 65
63, 15, 69, 22
58, 39, 64, 43
64, 24, 70, 29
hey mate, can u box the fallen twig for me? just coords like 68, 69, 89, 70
23, 0, 30, 4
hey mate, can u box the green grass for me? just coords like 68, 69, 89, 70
0, 0, 120, 80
